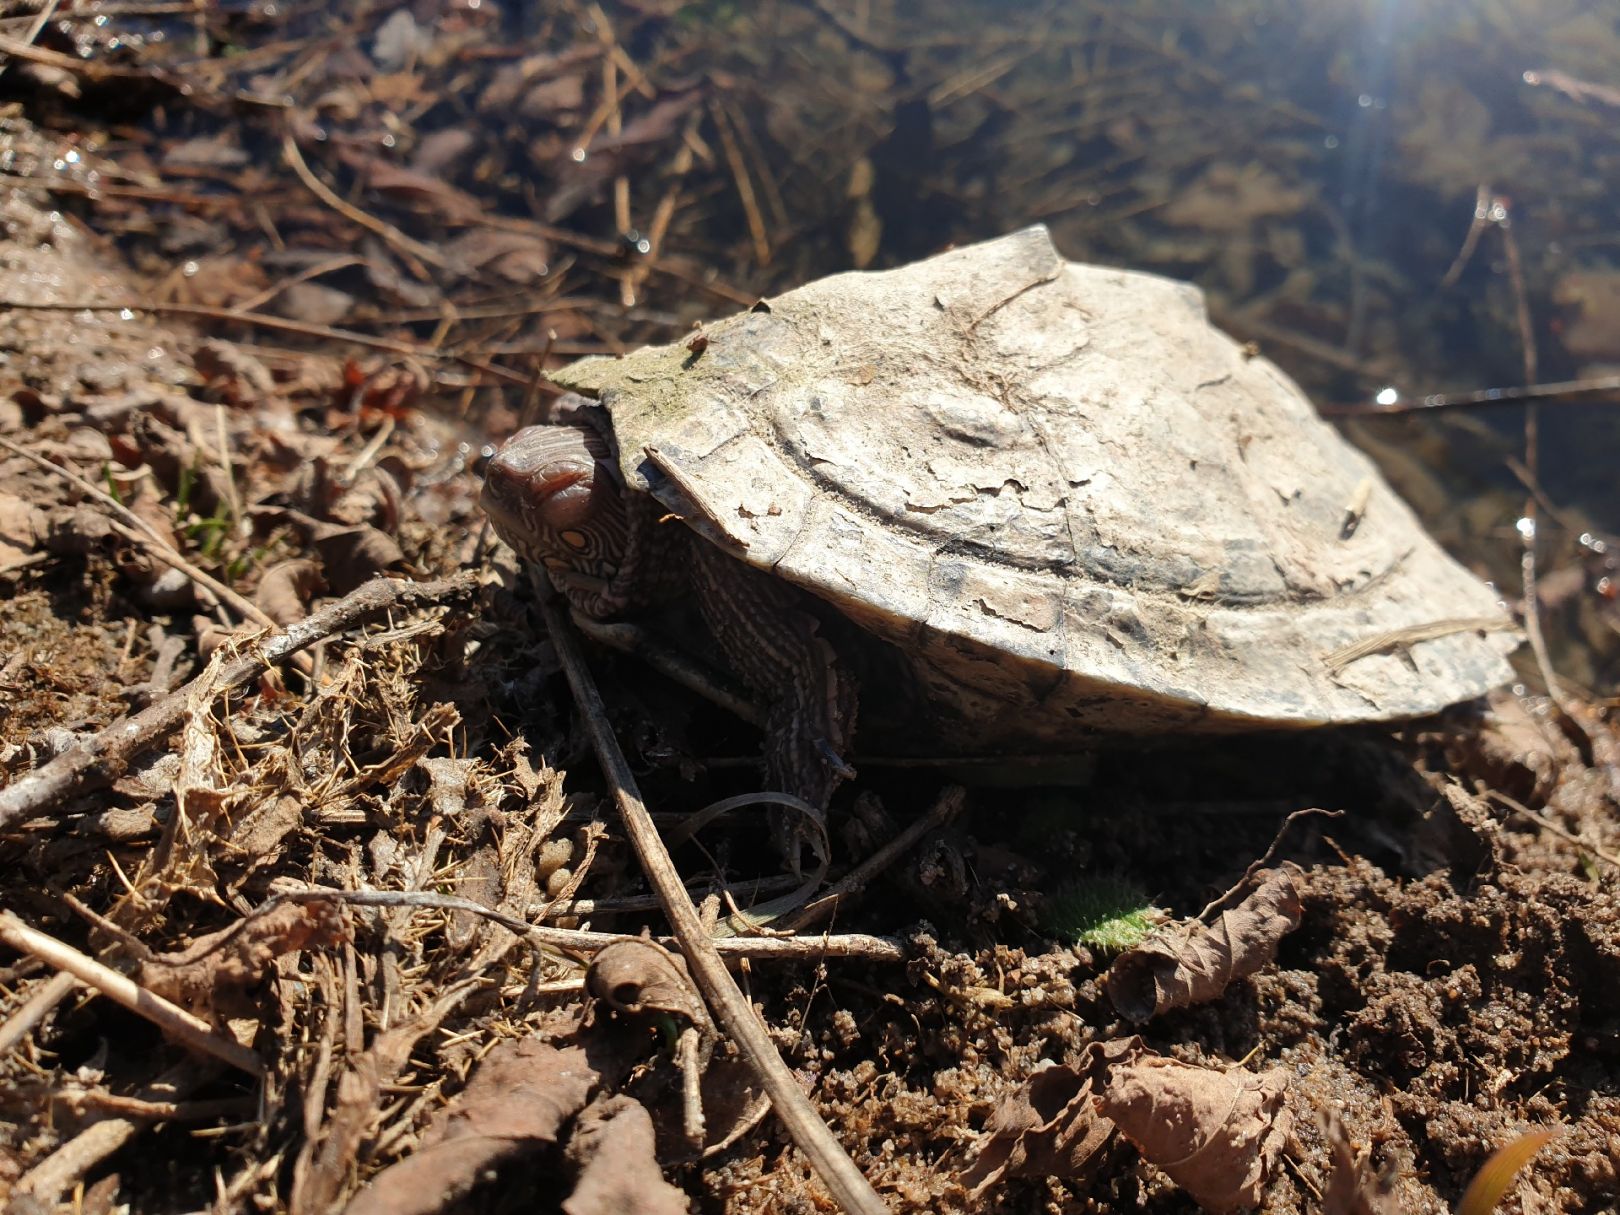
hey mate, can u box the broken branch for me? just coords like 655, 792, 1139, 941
0, 573, 478, 832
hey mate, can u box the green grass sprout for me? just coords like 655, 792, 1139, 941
1042, 875, 1162, 953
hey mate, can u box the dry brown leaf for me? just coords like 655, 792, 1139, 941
564, 1094, 689, 1215
314, 525, 405, 592
1098, 1054, 1291, 1214
1105, 867, 1302, 1022
343, 1039, 602, 1215
255, 559, 324, 626
1319, 1111, 1403, 1215
960, 1038, 1137, 1197
0, 489, 43, 564
586, 937, 713, 1033
138, 900, 349, 1019
227, 793, 307, 881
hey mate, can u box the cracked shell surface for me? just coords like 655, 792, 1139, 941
554, 227, 1517, 741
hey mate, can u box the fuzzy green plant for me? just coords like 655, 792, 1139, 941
1041, 875, 1162, 953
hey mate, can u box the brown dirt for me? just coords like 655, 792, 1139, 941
1, 5, 1618, 1211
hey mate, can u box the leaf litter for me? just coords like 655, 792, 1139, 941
0, 4, 1618, 1213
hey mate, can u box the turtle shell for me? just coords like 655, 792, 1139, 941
553, 227, 1517, 741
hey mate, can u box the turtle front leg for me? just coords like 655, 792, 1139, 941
688, 544, 859, 815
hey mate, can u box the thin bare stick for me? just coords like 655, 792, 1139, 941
1489, 790, 1620, 869
10, 1062, 208, 1207
0, 573, 478, 830
538, 587, 889, 1214
781, 786, 966, 932
281, 131, 447, 271
0, 913, 263, 1076
0, 969, 79, 1055
273, 887, 904, 962
531, 873, 802, 918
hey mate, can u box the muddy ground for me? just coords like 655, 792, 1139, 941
1, 4, 1619, 1213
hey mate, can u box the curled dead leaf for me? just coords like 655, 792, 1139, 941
564, 1094, 689, 1215
1105, 866, 1302, 1022
344, 1039, 603, 1215
255, 559, 324, 626
960, 1037, 1138, 1197
138, 899, 349, 1019
1097, 1054, 1291, 1214
586, 937, 713, 1034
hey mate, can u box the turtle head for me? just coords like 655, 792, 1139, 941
481, 409, 634, 613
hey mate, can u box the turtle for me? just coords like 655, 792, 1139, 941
481, 226, 1518, 811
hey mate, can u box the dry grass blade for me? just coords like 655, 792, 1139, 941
1455, 1129, 1559, 1215
536, 586, 891, 1215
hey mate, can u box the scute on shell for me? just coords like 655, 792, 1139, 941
553, 227, 1517, 738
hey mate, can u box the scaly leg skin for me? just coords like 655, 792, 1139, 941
688, 542, 859, 860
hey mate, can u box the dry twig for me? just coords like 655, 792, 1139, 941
273, 887, 905, 963
537, 586, 891, 1215
0, 573, 478, 831
0, 912, 264, 1076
